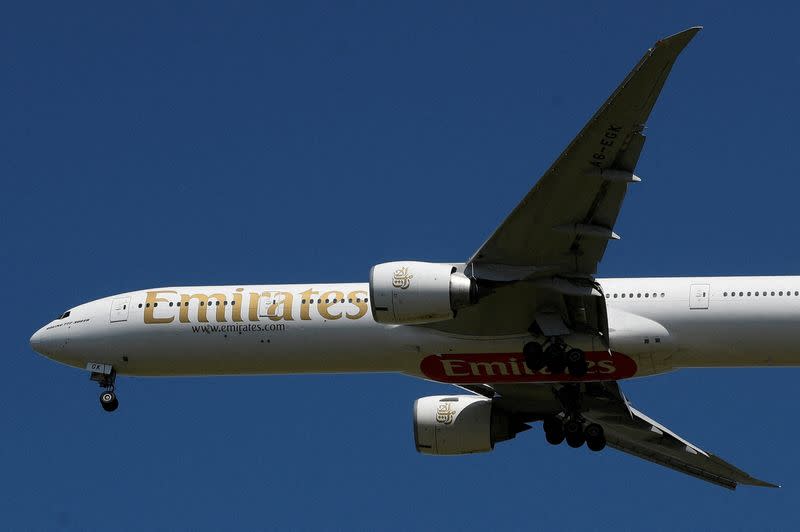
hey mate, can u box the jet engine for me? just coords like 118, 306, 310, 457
413, 395, 529, 455
369, 261, 477, 325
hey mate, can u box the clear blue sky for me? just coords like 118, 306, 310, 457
3, 1, 800, 530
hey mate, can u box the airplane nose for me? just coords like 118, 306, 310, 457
30, 328, 44, 352
30, 326, 55, 357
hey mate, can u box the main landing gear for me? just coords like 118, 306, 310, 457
542, 415, 606, 452
523, 339, 588, 377
540, 383, 606, 451
90, 366, 119, 412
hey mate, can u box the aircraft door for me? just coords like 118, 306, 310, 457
110, 297, 131, 322
689, 284, 710, 309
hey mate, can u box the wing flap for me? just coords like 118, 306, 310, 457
584, 404, 779, 490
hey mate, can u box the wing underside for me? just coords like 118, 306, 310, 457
484, 382, 778, 490
425, 28, 701, 338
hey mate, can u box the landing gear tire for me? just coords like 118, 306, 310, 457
564, 419, 585, 448
100, 391, 119, 412
585, 423, 606, 452
566, 349, 588, 377
543, 416, 564, 445
523, 342, 545, 371
544, 343, 567, 374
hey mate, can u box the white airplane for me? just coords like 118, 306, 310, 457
30, 27, 789, 489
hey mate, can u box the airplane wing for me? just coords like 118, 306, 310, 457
480, 381, 778, 490
427, 27, 701, 338
468, 27, 700, 276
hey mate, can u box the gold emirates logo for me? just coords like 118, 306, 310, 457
435, 402, 456, 424
391, 266, 413, 289
142, 288, 369, 324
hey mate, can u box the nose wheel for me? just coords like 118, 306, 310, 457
100, 390, 119, 412
89, 364, 119, 413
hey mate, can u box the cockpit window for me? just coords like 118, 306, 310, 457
57, 310, 71, 320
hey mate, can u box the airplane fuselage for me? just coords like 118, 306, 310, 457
30, 275, 800, 383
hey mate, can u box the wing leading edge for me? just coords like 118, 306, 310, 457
469, 27, 701, 276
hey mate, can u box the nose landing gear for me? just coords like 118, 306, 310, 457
88, 363, 119, 412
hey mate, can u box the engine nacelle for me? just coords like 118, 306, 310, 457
413, 395, 528, 455
369, 261, 476, 325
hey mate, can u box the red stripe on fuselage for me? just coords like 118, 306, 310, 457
420, 351, 637, 383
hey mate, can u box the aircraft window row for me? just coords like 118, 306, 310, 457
302, 298, 368, 304
723, 290, 799, 297
137, 298, 369, 308
605, 292, 666, 299
138, 301, 236, 308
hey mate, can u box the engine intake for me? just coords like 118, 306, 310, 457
369, 261, 477, 325
413, 395, 529, 455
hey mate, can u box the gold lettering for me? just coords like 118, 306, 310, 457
441, 359, 470, 377
268, 291, 294, 321
318, 290, 344, 320
180, 293, 227, 323
299, 289, 318, 320
248, 292, 262, 321
346, 290, 369, 320
469, 361, 509, 377
144, 290, 176, 324
232, 288, 244, 322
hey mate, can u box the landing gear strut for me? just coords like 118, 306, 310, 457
523, 339, 587, 377
90, 366, 118, 412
